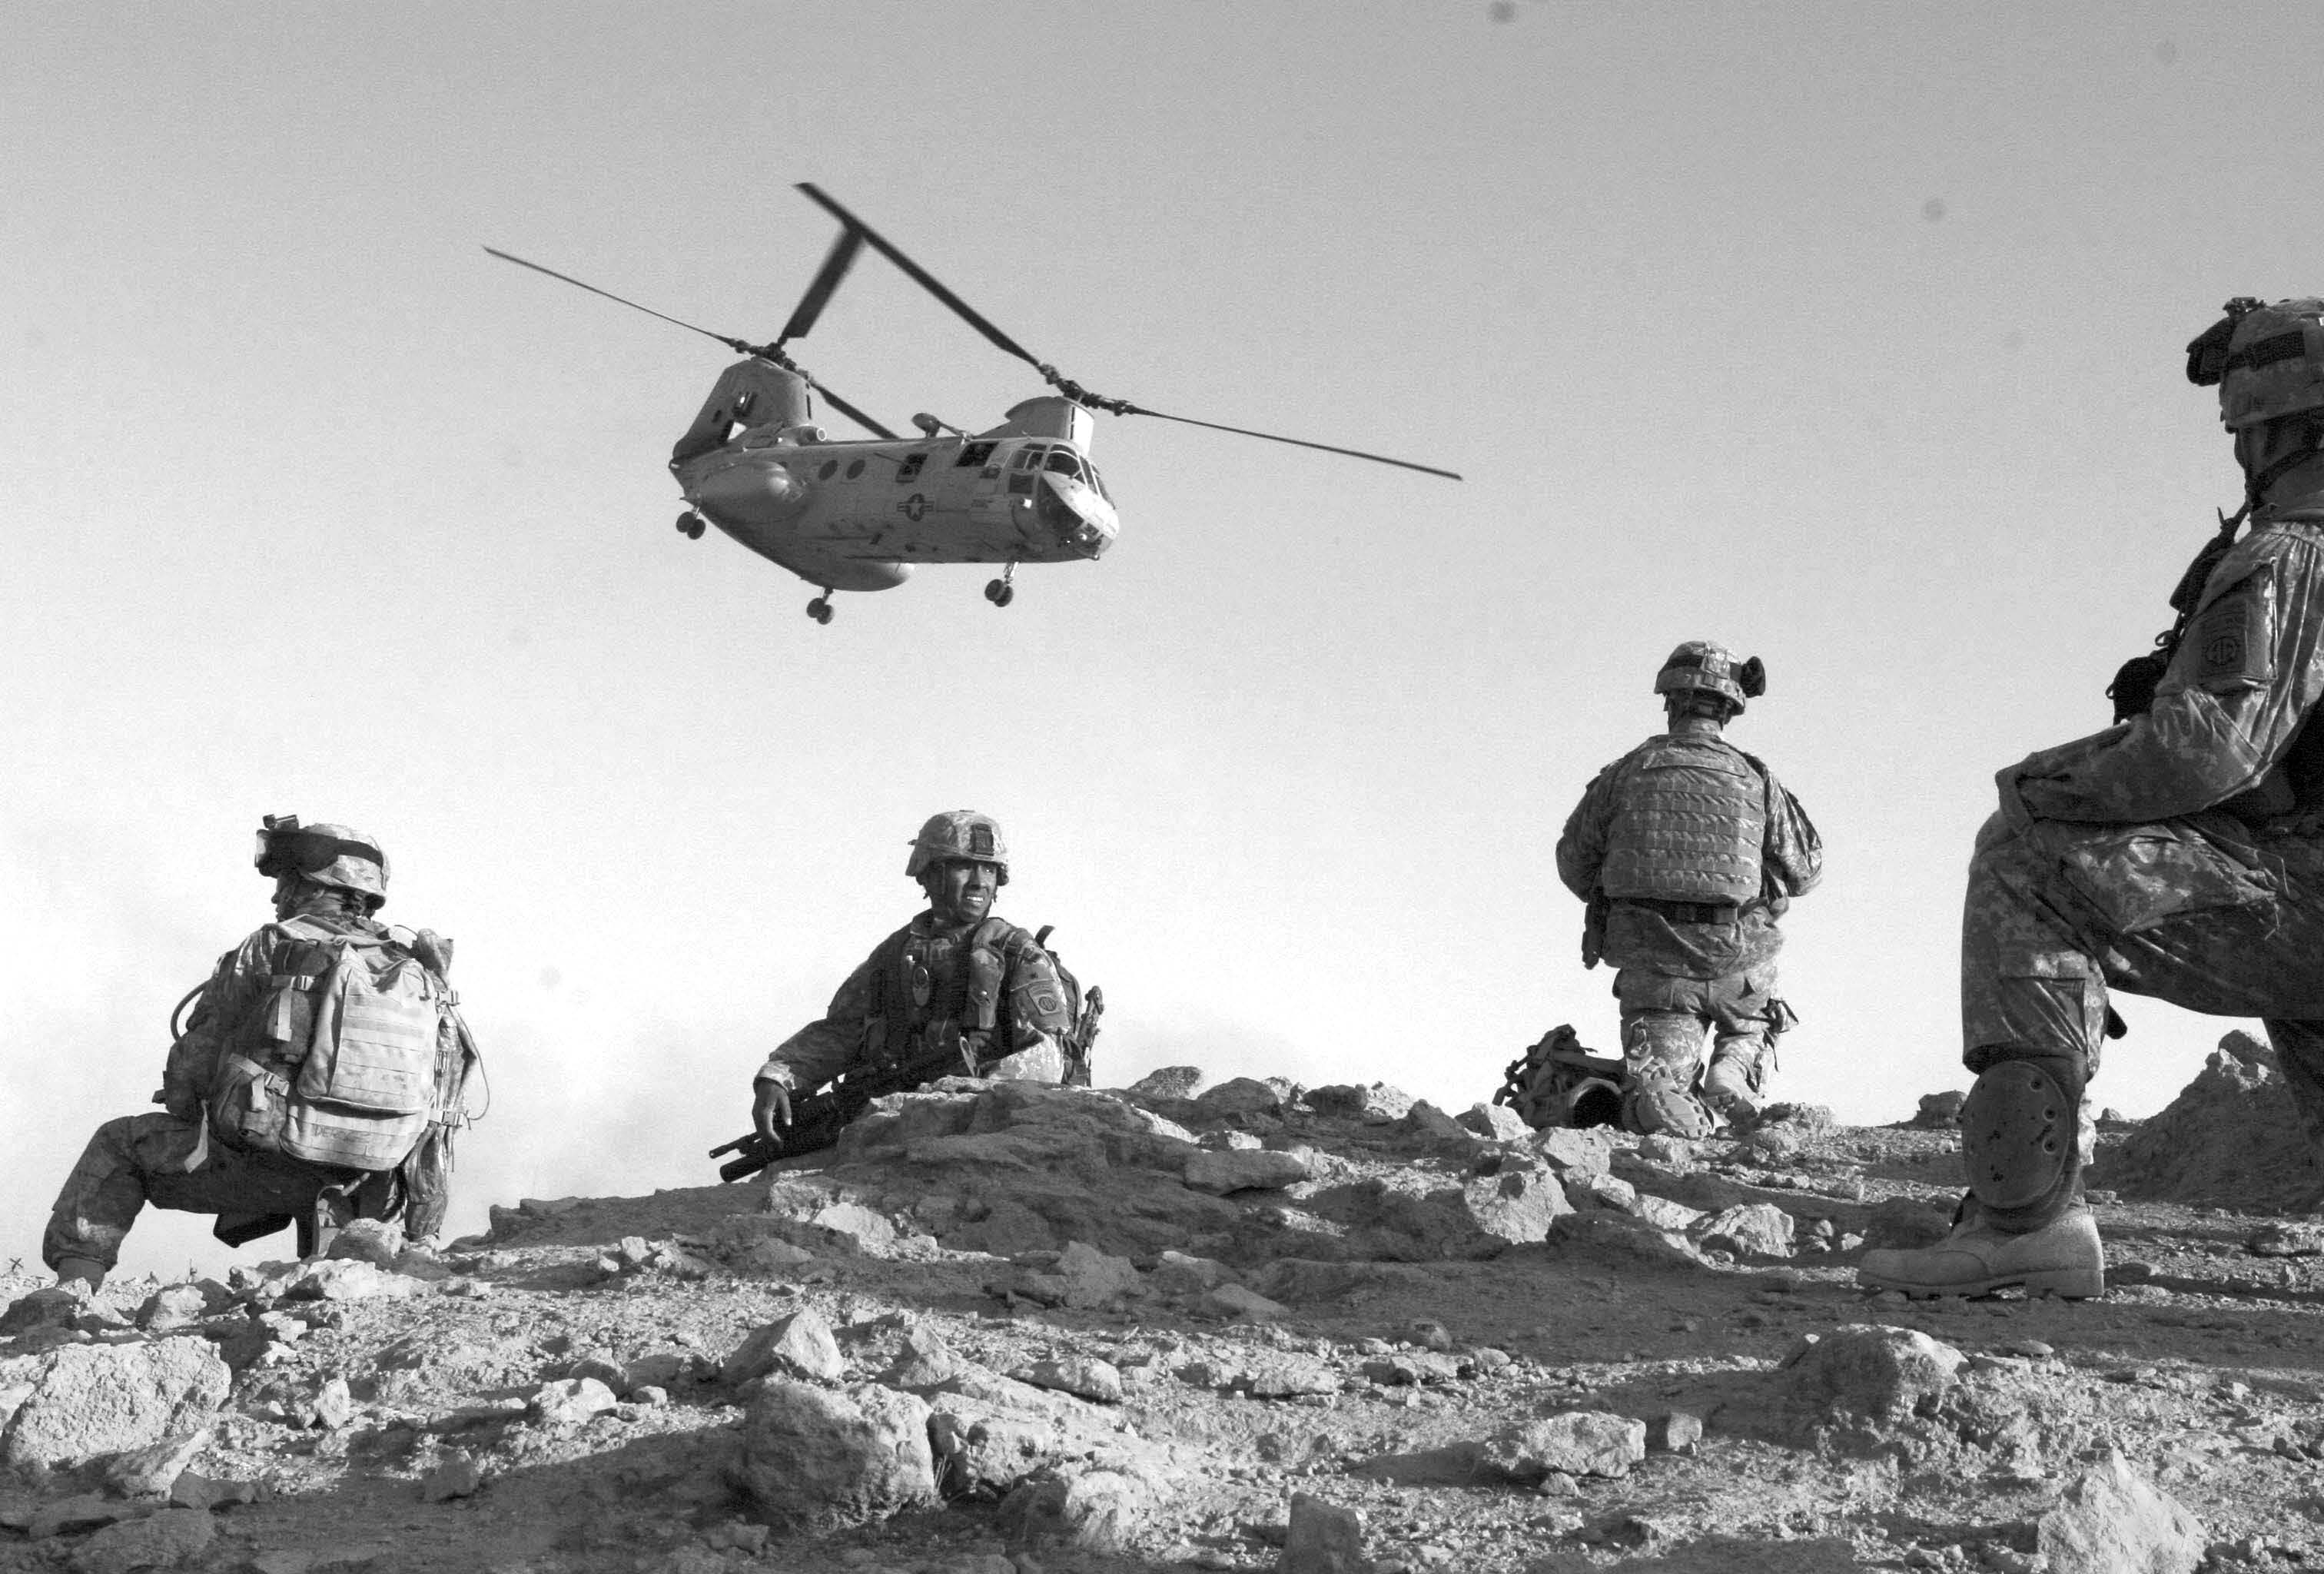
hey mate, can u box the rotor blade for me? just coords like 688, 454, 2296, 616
778, 227, 865, 346
803, 376, 899, 441
795, 183, 1043, 368
1126, 406, 1462, 481
484, 247, 751, 353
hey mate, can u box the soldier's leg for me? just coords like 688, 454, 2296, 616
42, 1112, 204, 1278
1615, 970, 1715, 1138
1702, 968, 1784, 1123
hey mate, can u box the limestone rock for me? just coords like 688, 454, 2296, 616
2036, 1450, 2204, 1574
134, 1283, 222, 1333
1151, 1250, 1233, 1295
65, 1506, 212, 1574
1397, 1101, 1472, 1144
998, 1466, 1151, 1552
1239, 1353, 1341, 1398
2091, 1031, 2323, 1210
1127, 1066, 1207, 1100
420, 1450, 483, 1502
28, 1495, 138, 1538
722, 1307, 845, 1387
1529, 1127, 1614, 1177
1280, 1491, 1371, 1572
1566, 1172, 1638, 1210
1476, 1410, 1646, 1482
1, 1337, 231, 1467
1910, 1091, 1967, 1127
741, 1379, 935, 1529
2247, 1222, 2324, 1258
1778, 1325, 1965, 1427
1690, 1203, 1794, 1260
277, 1260, 414, 1303
1193, 1077, 1288, 1121
1305, 1083, 1415, 1122
1337, 1165, 1572, 1260
1648, 1411, 1703, 1455
1863, 1197, 1952, 1250
1456, 1102, 1532, 1142
1208, 1283, 1290, 1320
0, 1285, 90, 1337
1013, 1242, 1140, 1310
1012, 1356, 1123, 1405
1185, 1147, 1313, 1194
530, 1376, 618, 1426
324, 1218, 405, 1267
101, 1428, 210, 1497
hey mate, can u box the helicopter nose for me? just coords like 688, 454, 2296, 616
691, 460, 808, 525
1037, 472, 1118, 559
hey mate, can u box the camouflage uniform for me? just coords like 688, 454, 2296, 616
1558, 733, 1822, 1120
756, 912, 1074, 1094
42, 903, 438, 1273
1966, 506, 2324, 1138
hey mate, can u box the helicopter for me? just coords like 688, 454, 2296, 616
488, 184, 1460, 623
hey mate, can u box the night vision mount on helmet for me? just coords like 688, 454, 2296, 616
486, 185, 1460, 625
1653, 642, 1766, 712
905, 810, 1009, 885
254, 815, 388, 912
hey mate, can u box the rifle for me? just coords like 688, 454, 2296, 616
1066, 985, 1104, 1087
709, 1031, 979, 1183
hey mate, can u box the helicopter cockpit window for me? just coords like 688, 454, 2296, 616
1012, 446, 1045, 470
1087, 464, 1113, 503
1044, 450, 1084, 480
956, 441, 996, 469
895, 453, 927, 483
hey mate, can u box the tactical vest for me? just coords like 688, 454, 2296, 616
865, 917, 1033, 1071
1598, 736, 1767, 906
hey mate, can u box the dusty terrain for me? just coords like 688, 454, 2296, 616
6, 1042, 2324, 1574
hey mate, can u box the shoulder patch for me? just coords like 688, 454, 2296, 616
2188, 571, 2273, 692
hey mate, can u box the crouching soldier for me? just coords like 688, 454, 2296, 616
1556, 643, 1823, 1136
14, 817, 476, 1321
748, 811, 1091, 1151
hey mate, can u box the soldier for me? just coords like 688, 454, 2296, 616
15, 818, 470, 1322
1862, 297, 2324, 1300
1555, 643, 1824, 1136
749, 811, 1077, 1143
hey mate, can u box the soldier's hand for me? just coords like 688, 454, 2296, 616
752, 1078, 792, 1141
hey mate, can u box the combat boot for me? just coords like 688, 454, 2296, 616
1701, 1053, 1763, 1127
1622, 1079, 1715, 1140
1856, 1204, 2105, 1300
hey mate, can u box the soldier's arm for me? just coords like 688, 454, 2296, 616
2012, 536, 2324, 823
1555, 766, 1617, 900
1002, 941, 1074, 1055
1759, 769, 1824, 898
159, 930, 277, 1121
755, 951, 878, 1093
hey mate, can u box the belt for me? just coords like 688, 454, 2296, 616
1617, 896, 1744, 926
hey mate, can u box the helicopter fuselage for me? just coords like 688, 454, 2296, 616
671, 386, 1120, 595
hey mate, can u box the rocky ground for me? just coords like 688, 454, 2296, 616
9, 1042, 2324, 1574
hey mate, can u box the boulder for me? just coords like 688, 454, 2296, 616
101, 1428, 210, 1497
1305, 1083, 1416, 1122
64, 1506, 212, 1574
2036, 1451, 2204, 1574
1208, 1284, 1290, 1320
2248, 1222, 2324, 1258
1012, 1356, 1123, 1405
1910, 1091, 1967, 1127
1778, 1325, 1965, 1428
2091, 1031, 2324, 1210
1456, 1102, 1532, 1143
0, 1338, 231, 1467
1690, 1203, 1794, 1260
277, 1260, 413, 1303
1648, 1411, 1703, 1455
1476, 1410, 1645, 1482
1397, 1101, 1472, 1144
1529, 1127, 1614, 1177
1193, 1077, 1289, 1121
1334, 1165, 1572, 1260
1151, 1250, 1233, 1295
1186, 1148, 1313, 1194
1862, 1197, 1952, 1250
739, 1380, 935, 1529
529, 1377, 618, 1426
1280, 1492, 1371, 1573
134, 1283, 223, 1333
1239, 1353, 1341, 1398
324, 1218, 405, 1267
1127, 1066, 1207, 1100
420, 1450, 483, 1502
998, 1466, 1151, 1552
722, 1307, 845, 1387
925, 1372, 1116, 1499
1013, 1242, 1140, 1310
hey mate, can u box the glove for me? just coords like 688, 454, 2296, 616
752, 1078, 792, 1142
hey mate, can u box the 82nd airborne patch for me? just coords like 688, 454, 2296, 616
2191, 575, 2272, 692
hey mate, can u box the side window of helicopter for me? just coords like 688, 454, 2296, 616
956, 441, 996, 470
1086, 464, 1113, 503
817, 460, 838, 480
895, 453, 927, 483
1044, 450, 1081, 477
845, 459, 866, 479
1012, 445, 1045, 470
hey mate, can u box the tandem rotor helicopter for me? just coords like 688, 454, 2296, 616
487, 184, 1460, 624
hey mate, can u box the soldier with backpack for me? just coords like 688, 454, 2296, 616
748, 811, 1098, 1150
22, 816, 477, 1307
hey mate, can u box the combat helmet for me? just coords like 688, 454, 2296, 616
1652, 641, 1766, 712
253, 815, 389, 912
905, 810, 1009, 885
2187, 297, 2324, 430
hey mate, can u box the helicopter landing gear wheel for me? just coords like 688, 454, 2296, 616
676, 511, 706, 540
806, 593, 834, 626
984, 561, 1018, 608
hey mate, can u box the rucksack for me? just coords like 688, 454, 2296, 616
1032, 925, 1103, 1088
207, 918, 466, 1171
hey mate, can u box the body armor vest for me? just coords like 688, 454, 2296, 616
865, 917, 1023, 1070
1598, 736, 1767, 906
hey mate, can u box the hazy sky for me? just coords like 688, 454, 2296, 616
8, 2, 2322, 1278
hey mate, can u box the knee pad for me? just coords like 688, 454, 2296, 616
1960, 1058, 2083, 1227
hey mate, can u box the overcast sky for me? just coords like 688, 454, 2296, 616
7, 2, 2320, 1279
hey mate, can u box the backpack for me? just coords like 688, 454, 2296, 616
208, 918, 464, 1171
1032, 925, 1104, 1088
